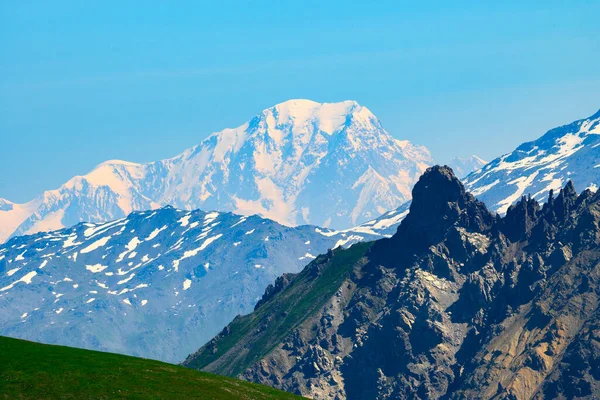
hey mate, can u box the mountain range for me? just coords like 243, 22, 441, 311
186, 165, 600, 399
464, 109, 600, 214
0, 98, 496, 365
0, 206, 388, 363
371, 109, 600, 223
3, 105, 598, 248
3, 100, 600, 399
0, 99, 434, 243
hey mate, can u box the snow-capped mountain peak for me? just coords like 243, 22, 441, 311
0, 198, 14, 212
464, 109, 600, 214
0, 100, 433, 242
0, 205, 384, 362
447, 155, 488, 178
262, 99, 366, 135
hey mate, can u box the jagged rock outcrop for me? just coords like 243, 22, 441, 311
184, 165, 600, 399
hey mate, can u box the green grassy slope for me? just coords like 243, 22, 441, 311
184, 242, 373, 376
0, 336, 301, 400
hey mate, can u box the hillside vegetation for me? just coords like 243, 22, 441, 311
0, 336, 301, 399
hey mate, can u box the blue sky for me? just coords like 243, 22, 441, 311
1, 0, 599, 203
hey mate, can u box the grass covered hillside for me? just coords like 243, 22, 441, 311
184, 242, 374, 376
0, 336, 301, 399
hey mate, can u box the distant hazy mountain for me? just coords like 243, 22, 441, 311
464, 109, 600, 214
447, 155, 487, 178
0, 99, 433, 243
0, 206, 388, 363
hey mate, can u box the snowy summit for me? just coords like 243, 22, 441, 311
0, 99, 433, 242
464, 109, 600, 214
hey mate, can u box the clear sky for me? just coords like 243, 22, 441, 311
1, 0, 599, 203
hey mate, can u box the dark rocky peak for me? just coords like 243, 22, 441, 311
254, 273, 296, 311
378, 166, 494, 264
186, 160, 600, 400
550, 180, 578, 221
500, 180, 592, 245
501, 194, 541, 242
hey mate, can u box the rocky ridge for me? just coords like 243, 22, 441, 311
185, 165, 600, 399
0, 206, 382, 363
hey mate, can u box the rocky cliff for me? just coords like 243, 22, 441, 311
184, 165, 600, 399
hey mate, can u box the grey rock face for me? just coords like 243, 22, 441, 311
186, 165, 600, 399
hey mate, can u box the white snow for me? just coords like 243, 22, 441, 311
62, 235, 81, 248
183, 279, 192, 290
333, 234, 364, 249
145, 225, 167, 241
84, 219, 124, 238
231, 217, 246, 227
496, 171, 540, 214
116, 237, 141, 262
181, 234, 224, 260
0, 99, 433, 243
125, 237, 141, 252
464, 113, 600, 214
367, 209, 409, 231
0, 271, 37, 291
203, 212, 219, 224
470, 179, 500, 197
80, 236, 111, 254
178, 214, 191, 227
117, 273, 135, 285
85, 264, 108, 273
